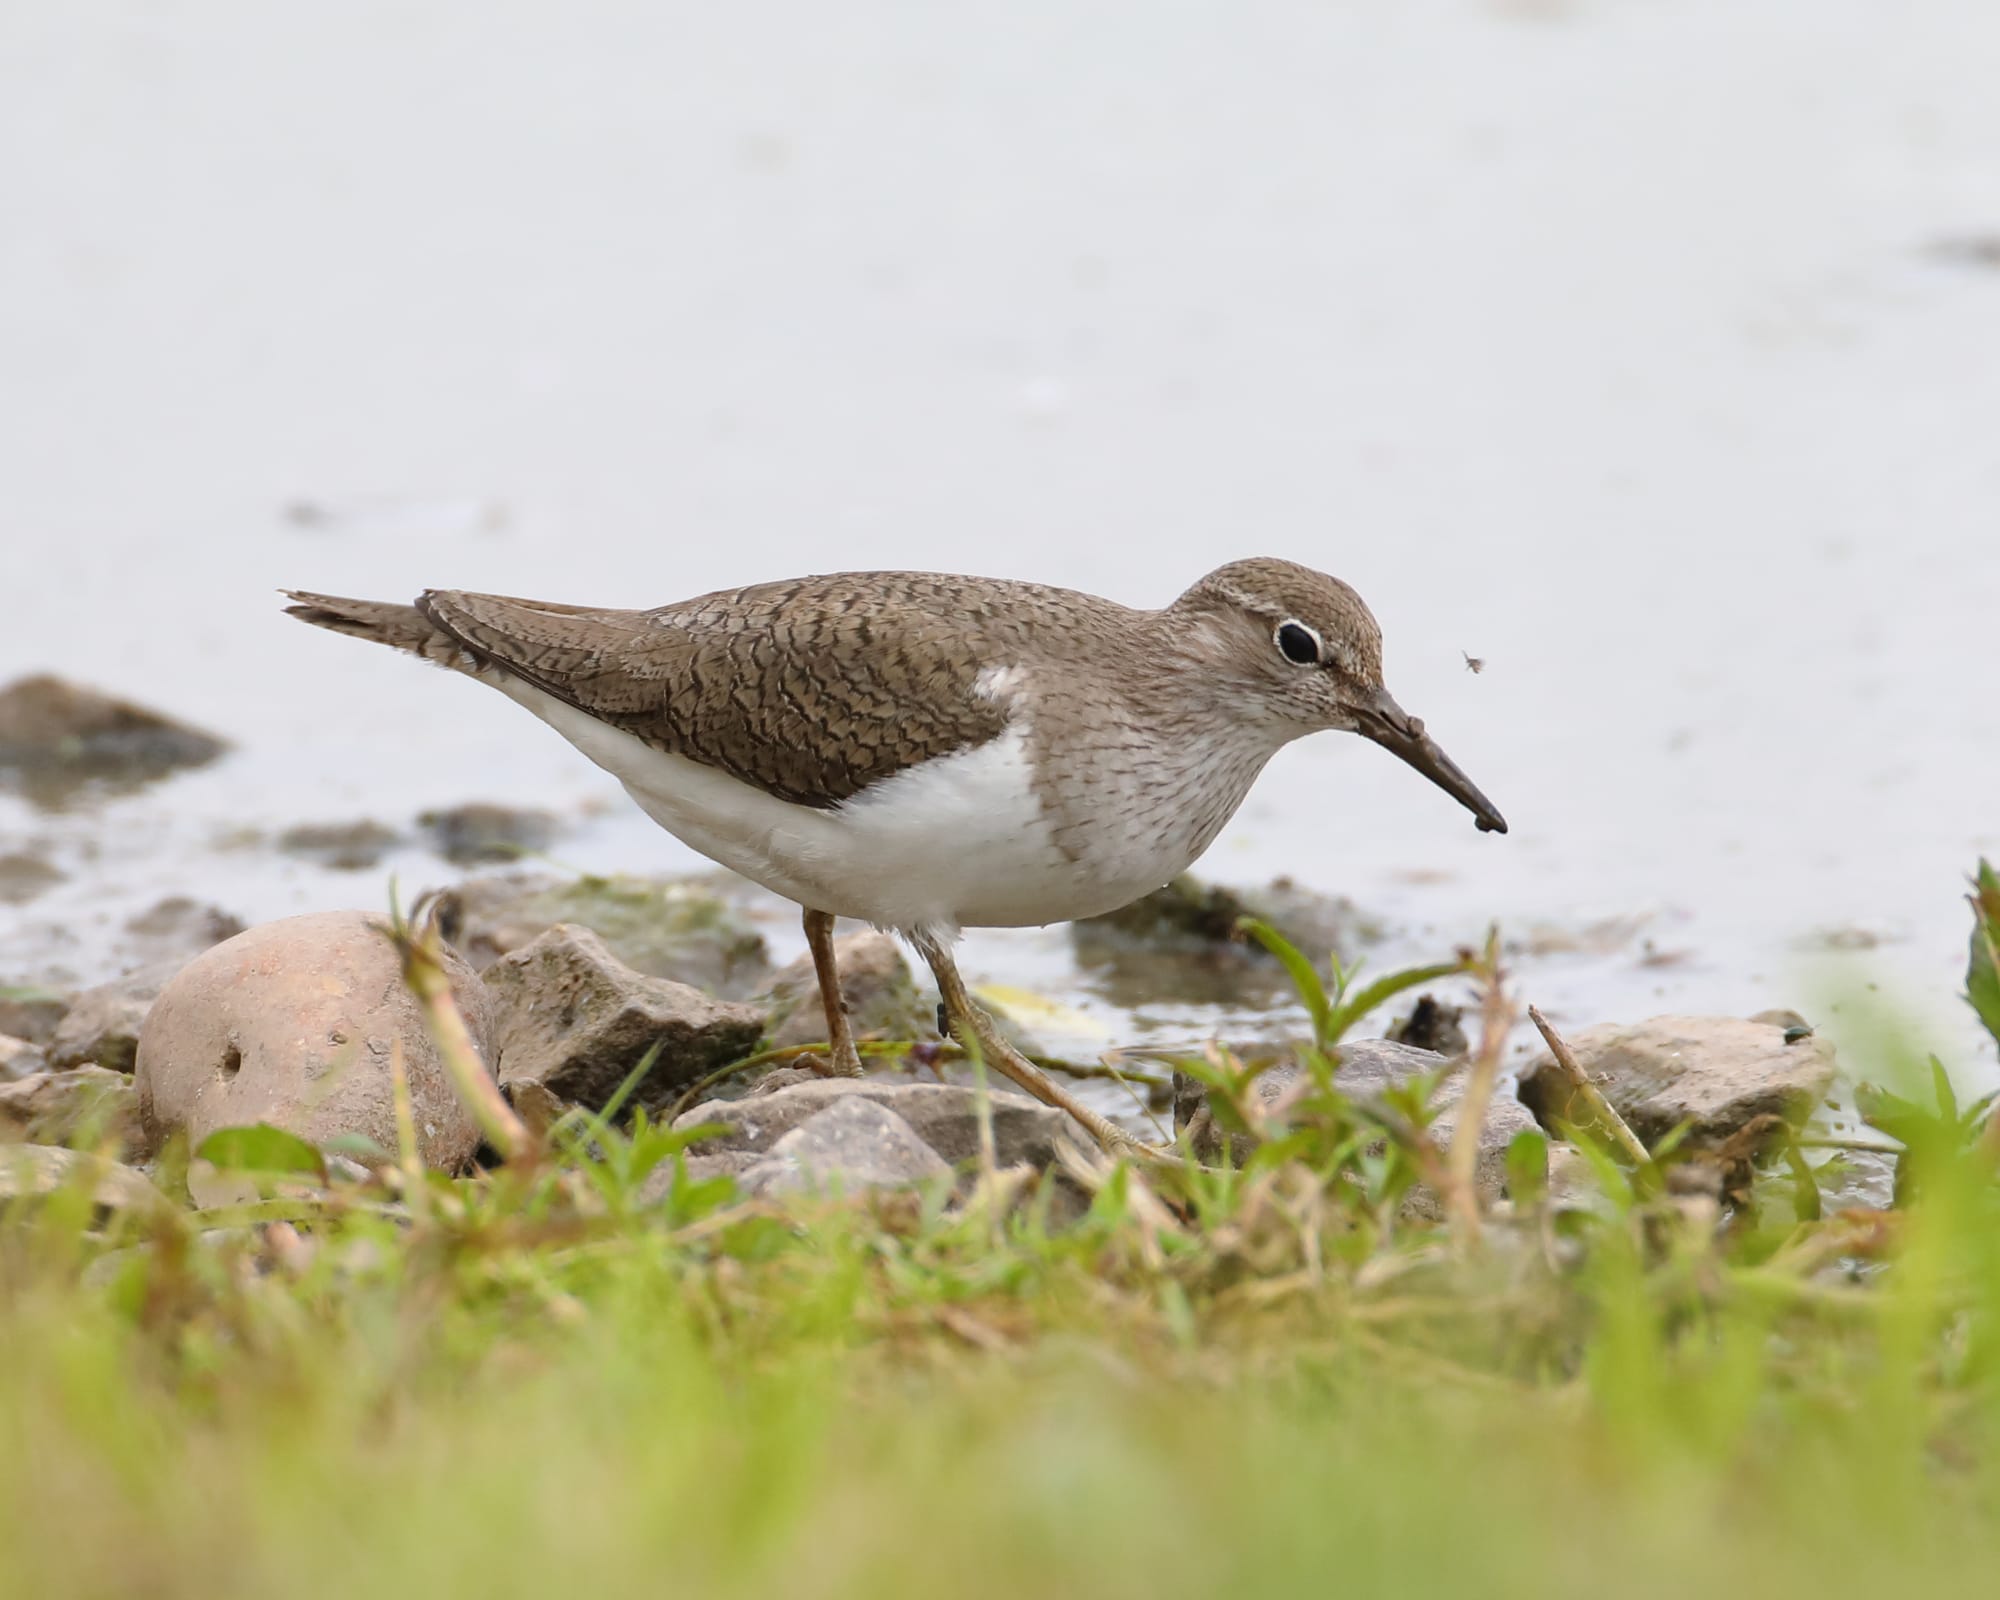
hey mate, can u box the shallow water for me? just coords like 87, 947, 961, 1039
4, 1, 1998, 1093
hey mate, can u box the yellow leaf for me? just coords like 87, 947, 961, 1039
972, 984, 1107, 1037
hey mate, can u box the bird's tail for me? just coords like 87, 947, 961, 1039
282, 590, 470, 670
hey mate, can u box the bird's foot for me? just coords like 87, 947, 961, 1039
957, 1006, 1171, 1164
807, 1039, 868, 1079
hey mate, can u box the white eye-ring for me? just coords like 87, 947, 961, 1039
1274, 619, 1322, 667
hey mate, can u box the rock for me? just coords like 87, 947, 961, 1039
1931, 232, 2000, 271
1071, 874, 1382, 1007
419, 802, 559, 865
134, 910, 498, 1172
0, 674, 228, 804
670, 1078, 1071, 1172
122, 897, 247, 966
1386, 994, 1469, 1057
1516, 1014, 1838, 1150
440, 872, 772, 997
1, 1034, 47, 1080
0, 986, 71, 1045
1332, 1042, 1541, 1222
1077, 873, 1380, 957
0, 1144, 172, 1216
741, 1065, 825, 1097
1172, 1037, 1541, 1220
503, 1079, 568, 1140
277, 820, 403, 871
47, 960, 183, 1073
738, 1098, 953, 1196
0, 851, 64, 905
484, 924, 764, 1115
758, 930, 929, 1051
0, 1068, 142, 1152
1544, 1142, 1602, 1212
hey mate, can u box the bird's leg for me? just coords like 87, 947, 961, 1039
910, 930, 1156, 1161
803, 908, 867, 1078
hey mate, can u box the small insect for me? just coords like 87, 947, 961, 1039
1462, 651, 1485, 674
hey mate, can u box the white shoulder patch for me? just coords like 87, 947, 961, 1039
974, 663, 1030, 712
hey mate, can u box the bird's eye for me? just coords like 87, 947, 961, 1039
1275, 620, 1322, 666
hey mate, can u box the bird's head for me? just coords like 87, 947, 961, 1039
1169, 558, 1507, 834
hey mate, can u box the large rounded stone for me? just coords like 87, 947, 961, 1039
135, 911, 497, 1171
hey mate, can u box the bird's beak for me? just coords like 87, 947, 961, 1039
1353, 690, 1508, 834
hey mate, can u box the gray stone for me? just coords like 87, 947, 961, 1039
738, 1098, 953, 1196
1544, 1142, 1603, 1213
47, 960, 184, 1073
0, 851, 64, 905
1341, 1043, 1541, 1221
0, 674, 228, 804
1173, 1037, 1541, 1220
440, 872, 773, 997
671, 1078, 1071, 1172
134, 910, 498, 1172
0, 1144, 172, 1216
485, 923, 764, 1115
0, 988, 71, 1045
276, 819, 403, 871
758, 930, 929, 1051
1071, 873, 1383, 1007
121, 897, 247, 968
1517, 1014, 1838, 1150
503, 1078, 569, 1140
0, 1067, 142, 1153
1385, 994, 1469, 1056
418, 802, 559, 865
1077, 873, 1379, 958
0, 1033, 47, 1081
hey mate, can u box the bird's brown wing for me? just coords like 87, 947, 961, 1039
419, 574, 1013, 809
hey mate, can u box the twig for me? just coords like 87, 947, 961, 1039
1792, 1136, 1902, 1157
1050, 1057, 1174, 1089
1526, 1005, 1652, 1168
385, 897, 529, 1163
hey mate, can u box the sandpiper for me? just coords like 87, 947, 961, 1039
285, 560, 1505, 1154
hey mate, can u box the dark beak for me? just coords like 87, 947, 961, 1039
1354, 690, 1508, 834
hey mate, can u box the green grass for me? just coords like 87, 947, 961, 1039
3, 871, 2000, 1598
6, 1193, 2000, 1599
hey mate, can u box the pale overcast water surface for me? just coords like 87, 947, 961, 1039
4, 2, 1998, 1091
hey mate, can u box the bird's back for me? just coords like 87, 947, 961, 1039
290, 570, 1140, 810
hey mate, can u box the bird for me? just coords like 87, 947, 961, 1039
284, 559, 1506, 1155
